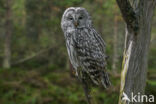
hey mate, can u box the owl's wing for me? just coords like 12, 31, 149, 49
91, 28, 107, 58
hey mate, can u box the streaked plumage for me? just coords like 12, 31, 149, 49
61, 7, 111, 104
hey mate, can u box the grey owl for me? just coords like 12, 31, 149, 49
61, 7, 110, 103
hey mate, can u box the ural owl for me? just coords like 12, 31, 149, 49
61, 7, 111, 104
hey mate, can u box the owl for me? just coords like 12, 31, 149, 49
61, 7, 110, 103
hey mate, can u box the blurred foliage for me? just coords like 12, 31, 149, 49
0, 0, 155, 104
0, 68, 155, 104
0, 68, 119, 104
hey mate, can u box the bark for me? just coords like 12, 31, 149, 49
116, 0, 139, 33
3, 0, 12, 69
117, 0, 156, 104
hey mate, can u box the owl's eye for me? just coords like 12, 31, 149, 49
68, 17, 73, 20
79, 16, 83, 20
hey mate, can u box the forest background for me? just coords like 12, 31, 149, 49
0, 0, 155, 104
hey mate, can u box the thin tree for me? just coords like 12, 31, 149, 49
116, 0, 156, 104
3, 0, 12, 69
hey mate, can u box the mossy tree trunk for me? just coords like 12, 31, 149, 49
116, 0, 156, 104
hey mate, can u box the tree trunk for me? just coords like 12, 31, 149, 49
3, 0, 12, 69
116, 0, 156, 104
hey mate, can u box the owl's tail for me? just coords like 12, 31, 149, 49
101, 71, 111, 88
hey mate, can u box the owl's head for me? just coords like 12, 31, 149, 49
61, 7, 92, 32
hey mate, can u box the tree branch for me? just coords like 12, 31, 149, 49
116, 0, 139, 32
12, 47, 53, 65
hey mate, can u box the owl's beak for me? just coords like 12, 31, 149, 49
74, 22, 78, 27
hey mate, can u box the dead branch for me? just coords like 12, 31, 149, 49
12, 47, 53, 65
